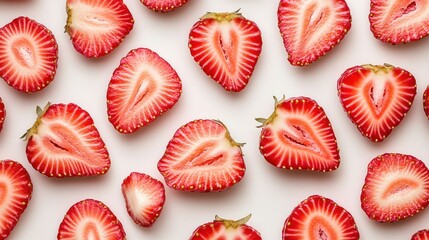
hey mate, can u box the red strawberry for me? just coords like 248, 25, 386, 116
0, 160, 33, 239
369, 0, 429, 44
0, 97, 5, 132
158, 119, 246, 192
0, 16, 58, 92
140, 0, 189, 12
188, 10, 262, 92
65, 0, 134, 58
57, 199, 126, 240
412, 229, 429, 240
257, 96, 340, 172
282, 195, 359, 240
189, 215, 262, 240
121, 172, 166, 228
338, 64, 416, 142
423, 85, 429, 119
277, 0, 352, 66
361, 153, 429, 222
22, 103, 110, 177
107, 48, 182, 134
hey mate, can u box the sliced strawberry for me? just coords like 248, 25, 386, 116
0, 160, 32, 239
23, 103, 110, 177
369, 0, 429, 44
361, 153, 429, 222
282, 195, 359, 240
57, 199, 126, 240
188, 10, 262, 92
189, 215, 262, 240
0, 97, 5, 132
338, 64, 417, 142
65, 0, 134, 58
140, 0, 189, 12
277, 0, 352, 66
412, 229, 429, 240
121, 172, 165, 228
107, 48, 182, 134
0, 16, 58, 92
257, 96, 340, 172
423, 85, 429, 119
158, 119, 246, 192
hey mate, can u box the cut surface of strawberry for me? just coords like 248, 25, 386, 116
361, 153, 429, 222
189, 215, 262, 240
412, 229, 429, 240
158, 119, 246, 192
0, 16, 58, 92
121, 172, 165, 228
282, 195, 359, 240
0, 160, 33, 239
107, 48, 182, 134
257, 96, 340, 172
140, 0, 188, 12
338, 64, 416, 142
57, 199, 126, 240
369, 0, 429, 44
23, 103, 110, 177
188, 10, 262, 92
0, 97, 4, 132
277, 0, 351, 66
65, 0, 134, 58
423, 85, 429, 119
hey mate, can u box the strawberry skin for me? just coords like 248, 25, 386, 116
257, 96, 340, 172
338, 64, 416, 142
361, 153, 429, 222
107, 48, 182, 134
282, 195, 359, 240
0, 97, 4, 132
121, 172, 166, 228
0, 160, 33, 239
412, 229, 429, 240
57, 199, 126, 240
188, 10, 262, 92
424, 85, 429, 119
277, 0, 352, 66
189, 215, 262, 240
158, 119, 246, 192
23, 103, 110, 177
140, 0, 188, 12
65, 0, 134, 58
369, 0, 429, 44
0, 16, 58, 92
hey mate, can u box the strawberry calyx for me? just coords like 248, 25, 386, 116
256, 95, 285, 128
214, 214, 252, 228
200, 9, 243, 22
213, 119, 245, 147
21, 102, 51, 140
65, 6, 72, 34
361, 63, 394, 73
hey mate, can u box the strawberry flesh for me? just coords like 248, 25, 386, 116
140, 0, 189, 12
423, 85, 429, 119
361, 153, 429, 222
412, 229, 429, 240
0, 97, 4, 132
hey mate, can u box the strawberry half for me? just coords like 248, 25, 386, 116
65, 0, 134, 58
423, 85, 429, 119
57, 199, 126, 240
257, 96, 340, 172
361, 153, 429, 222
282, 195, 359, 240
412, 229, 429, 240
107, 48, 182, 134
140, 0, 189, 12
369, 0, 429, 44
0, 160, 33, 239
121, 172, 166, 228
189, 215, 262, 240
0, 16, 58, 92
158, 119, 246, 192
277, 0, 352, 66
188, 10, 262, 92
338, 64, 416, 142
23, 103, 110, 177
0, 97, 5, 132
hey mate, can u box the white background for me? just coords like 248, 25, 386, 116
1, 0, 429, 239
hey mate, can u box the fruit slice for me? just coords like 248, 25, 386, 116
361, 153, 429, 222
277, 0, 352, 66
189, 215, 262, 240
282, 195, 359, 240
412, 229, 429, 240
23, 103, 110, 177
107, 48, 182, 134
0, 160, 33, 239
121, 172, 166, 228
188, 10, 262, 92
140, 0, 189, 12
257, 96, 340, 171
423, 85, 429, 119
0, 16, 58, 92
0, 97, 4, 132
57, 199, 126, 240
338, 64, 416, 142
158, 119, 246, 192
369, 0, 429, 44
65, 0, 134, 58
